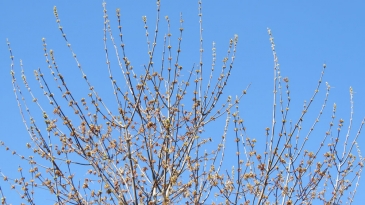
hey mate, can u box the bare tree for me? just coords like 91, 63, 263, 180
1, 1, 364, 204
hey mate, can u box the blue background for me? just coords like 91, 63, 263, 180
1, 1, 365, 204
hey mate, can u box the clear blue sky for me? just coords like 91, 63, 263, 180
1, 1, 365, 204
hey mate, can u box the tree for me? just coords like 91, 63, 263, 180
1, 1, 364, 204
